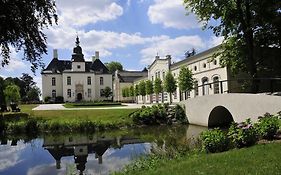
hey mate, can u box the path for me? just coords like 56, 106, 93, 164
32, 103, 151, 111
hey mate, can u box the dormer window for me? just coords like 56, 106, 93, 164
77, 65, 81, 69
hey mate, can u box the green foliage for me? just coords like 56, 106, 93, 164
255, 113, 280, 140
174, 104, 188, 123
55, 96, 64, 103
130, 104, 186, 125
122, 87, 130, 97
228, 119, 257, 148
44, 96, 51, 103
164, 71, 177, 103
178, 66, 193, 92
200, 128, 229, 153
145, 80, 153, 95
129, 86, 134, 97
183, 0, 281, 91
102, 86, 112, 98
1, 0, 58, 72
26, 86, 41, 102
138, 81, 146, 97
4, 84, 21, 104
153, 78, 162, 94
134, 85, 139, 96
105, 61, 123, 74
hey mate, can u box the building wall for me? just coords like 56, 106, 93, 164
134, 48, 230, 104
62, 72, 96, 102
42, 74, 63, 100
94, 74, 112, 101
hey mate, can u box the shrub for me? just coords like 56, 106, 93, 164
174, 104, 187, 123
255, 113, 279, 140
200, 128, 229, 153
44, 96, 51, 103
25, 118, 39, 133
228, 119, 257, 148
55, 96, 64, 103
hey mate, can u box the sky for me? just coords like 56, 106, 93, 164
0, 0, 223, 91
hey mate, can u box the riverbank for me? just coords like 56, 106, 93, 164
1, 104, 138, 133
114, 142, 281, 175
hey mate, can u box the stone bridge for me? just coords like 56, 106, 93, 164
180, 93, 281, 127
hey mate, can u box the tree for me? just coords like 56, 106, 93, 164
145, 80, 153, 103
20, 73, 36, 96
0, 76, 5, 105
103, 86, 112, 99
178, 66, 194, 100
164, 71, 177, 104
0, 0, 58, 72
129, 85, 134, 97
134, 85, 139, 96
154, 78, 163, 103
26, 86, 41, 102
138, 81, 146, 103
122, 88, 126, 98
183, 0, 281, 92
105, 61, 123, 74
4, 84, 21, 104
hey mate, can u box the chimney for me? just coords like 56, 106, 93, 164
53, 49, 58, 59
95, 51, 99, 60
155, 55, 160, 60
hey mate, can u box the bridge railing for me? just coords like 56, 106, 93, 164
196, 78, 281, 96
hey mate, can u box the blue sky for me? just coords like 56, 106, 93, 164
0, 0, 222, 90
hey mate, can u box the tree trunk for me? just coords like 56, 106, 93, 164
237, 0, 258, 93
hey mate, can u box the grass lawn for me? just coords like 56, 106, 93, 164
19, 104, 137, 125
115, 143, 281, 175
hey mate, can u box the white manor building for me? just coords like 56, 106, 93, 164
42, 37, 112, 102
113, 45, 250, 104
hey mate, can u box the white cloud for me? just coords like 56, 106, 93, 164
0, 141, 27, 172
46, 24, 168, 60
148, 0, 200, 29
140, 35, 205, 65
208, 36, 224, 47
0, 48, 27, 72
56, 0, 123, 27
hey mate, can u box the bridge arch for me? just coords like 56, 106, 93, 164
208, 106, 234, 127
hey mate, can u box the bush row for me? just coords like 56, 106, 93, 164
0, 117, 125, 134
200, 112, 281, 153
130, 104, 187, 125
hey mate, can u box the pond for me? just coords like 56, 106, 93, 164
0, 125, 206, 175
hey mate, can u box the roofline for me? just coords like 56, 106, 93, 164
148, 57, 170, 69
170, 45, 221, 70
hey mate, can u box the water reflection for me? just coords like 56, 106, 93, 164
43, 134, 145, 175
0, 125, 206, 175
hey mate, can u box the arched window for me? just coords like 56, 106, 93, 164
194, 80, 198, 97
52, 90, 56, 98
213, 76, 220, 94
202, 77, 209, 96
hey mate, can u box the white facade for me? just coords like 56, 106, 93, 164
42, 37, 112, 102
133, 45, 231, 104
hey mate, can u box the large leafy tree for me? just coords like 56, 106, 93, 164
105, 61, 123, 74
178, 66, 194, 99
164, 71, 177, 104
4, 84, 21, 104
0, 76, 5, 105
0, 0, 58, 72
26, 86, 41, 102
153, 78, 163, 103
138, 81, 146, 103
184, 0, 281, 92
129, 85, 134, 97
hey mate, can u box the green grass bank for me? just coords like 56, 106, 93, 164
1, 104, 138, 133
114, 142, 281, 175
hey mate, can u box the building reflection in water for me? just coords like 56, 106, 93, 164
42, 135, 144, 175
